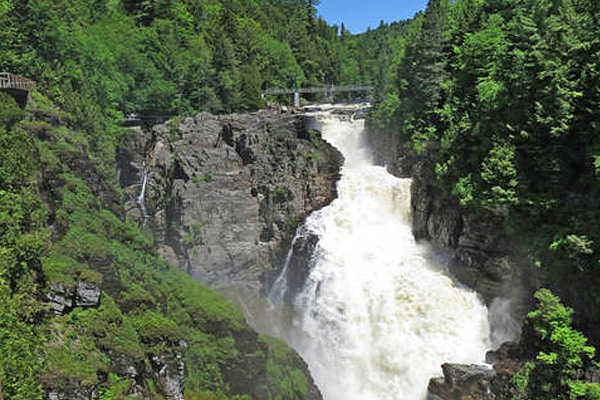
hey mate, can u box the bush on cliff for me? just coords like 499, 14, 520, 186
512, 289, 599, 400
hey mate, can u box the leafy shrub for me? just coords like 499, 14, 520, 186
512, 289, 598, 400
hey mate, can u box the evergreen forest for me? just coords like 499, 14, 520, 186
2, 0, 600, 398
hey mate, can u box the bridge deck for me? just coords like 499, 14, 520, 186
263, 84, 373, 95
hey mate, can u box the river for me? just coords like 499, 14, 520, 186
266, 114, 491, 400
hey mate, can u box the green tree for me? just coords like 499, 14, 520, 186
513, 289, 599, 400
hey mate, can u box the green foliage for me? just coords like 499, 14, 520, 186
0, 285, 44, 399
366, 0, 600, 345
512, 289, 597, 400
0, 92, 24, 129
132, 310, 183, 345
479, 141, 519, 208
262, 337, 310, 400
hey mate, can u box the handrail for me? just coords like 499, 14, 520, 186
263, 84, 374, 95
0, 72, 36, 91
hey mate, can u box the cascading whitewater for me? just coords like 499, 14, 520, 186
268, 114, 491, 400
137, 166, 149, 226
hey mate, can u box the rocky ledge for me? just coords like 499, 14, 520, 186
118, 110, 343, 298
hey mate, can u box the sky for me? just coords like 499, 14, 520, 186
316, 0, 429, 34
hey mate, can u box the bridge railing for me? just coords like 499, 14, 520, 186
0, 72, 36, 91
262, 84, 374, 95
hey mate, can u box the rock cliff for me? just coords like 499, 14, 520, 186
17, 102, 328, 400
118, 110, 343, 300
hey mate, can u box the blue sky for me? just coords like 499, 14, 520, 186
317, 0, 429, 34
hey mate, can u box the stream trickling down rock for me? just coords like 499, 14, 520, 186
265, 114, 492, 400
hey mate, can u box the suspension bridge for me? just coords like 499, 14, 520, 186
263, 83, 374, 106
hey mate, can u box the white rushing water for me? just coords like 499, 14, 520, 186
268, 115, 491, 400
137, 167, 149, 226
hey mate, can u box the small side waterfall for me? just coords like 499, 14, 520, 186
266, 114, 491, 400
269, 231, 301, 304
137, 167, 149, 226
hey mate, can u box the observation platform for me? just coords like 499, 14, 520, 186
0, 72, 36, 108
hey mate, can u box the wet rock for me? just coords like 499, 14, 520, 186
282, 229, 320, 302
428, 363, 496, 400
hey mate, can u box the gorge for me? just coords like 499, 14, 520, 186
3, 0, 600, 398
125, 107, 527, 399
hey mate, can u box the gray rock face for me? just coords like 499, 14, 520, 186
48, 280, 101, 315
44, 380, 97, 400
149, 344, 186, 400
409, 153, 537, 318
118, 111, 342, 297
428, 363, 497, 400
76, 281, 101, 307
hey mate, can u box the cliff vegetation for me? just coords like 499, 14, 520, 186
362, 0, 600, 398
0, 0, 350, 398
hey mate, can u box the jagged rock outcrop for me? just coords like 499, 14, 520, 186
149, 343, 187, 400
428, 363, 497, 400
282, 228, 320, 303
47, 280, 101, 315
118, 110, 343, 297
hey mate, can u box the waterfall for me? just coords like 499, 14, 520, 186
137, 167, 149, 226
269, 231, 301, 304
267, 115, 491, 400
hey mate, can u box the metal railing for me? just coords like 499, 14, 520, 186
263, 84, 374, 95
0, 72, 36, 91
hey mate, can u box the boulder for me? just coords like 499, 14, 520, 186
75, 281, 101, 307
428, 363, 496, 400
48, 281, 75, 315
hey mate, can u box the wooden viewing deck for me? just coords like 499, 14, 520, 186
0, 72, 36, 91
0, 72, 36, 108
